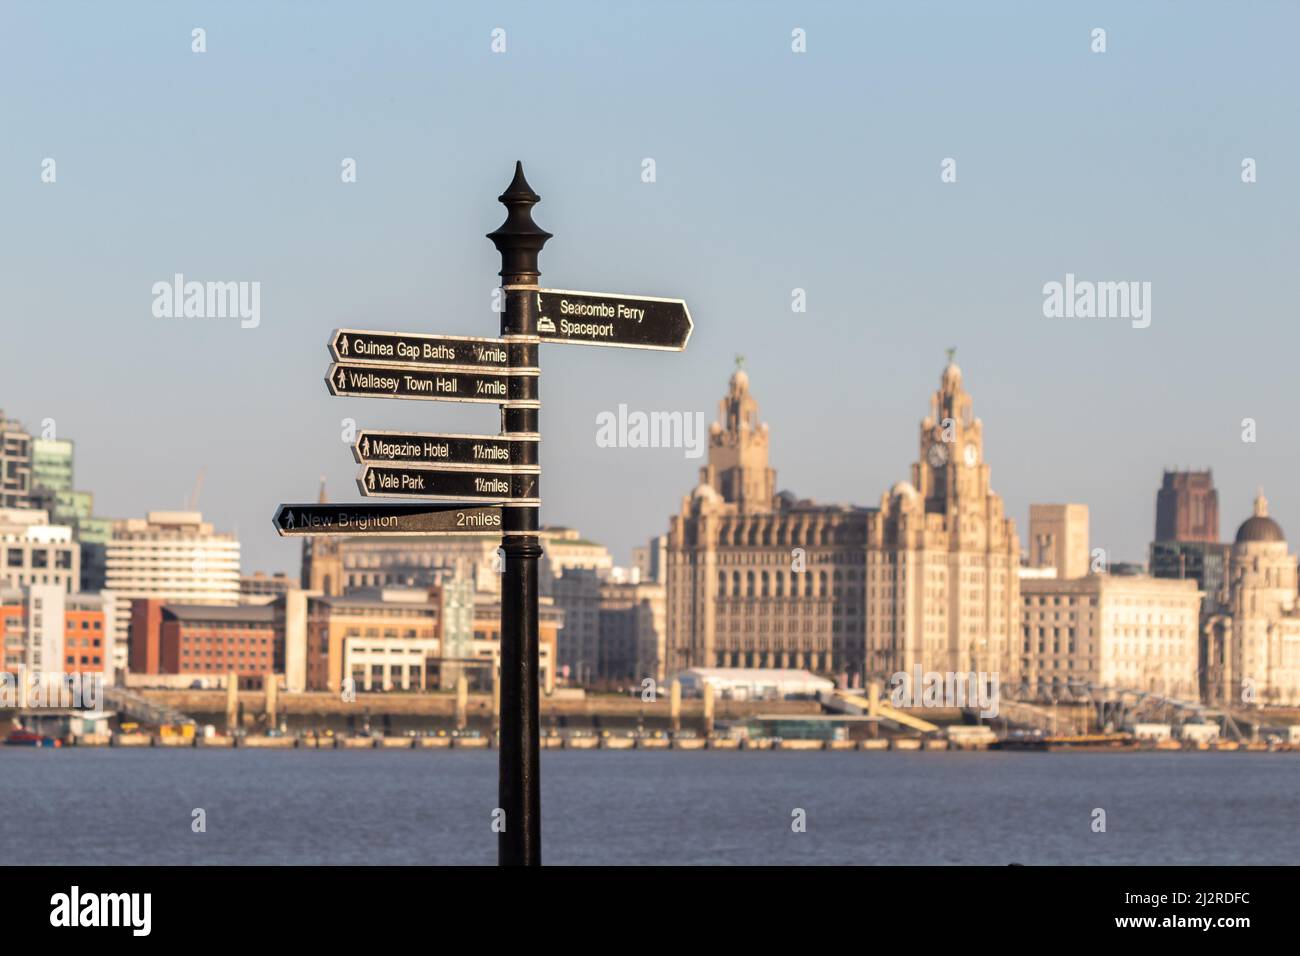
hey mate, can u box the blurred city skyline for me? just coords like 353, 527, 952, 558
2, 1, 1296, 574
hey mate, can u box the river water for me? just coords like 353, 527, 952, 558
1, 749, 1295, 865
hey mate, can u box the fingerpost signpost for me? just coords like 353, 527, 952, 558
273, 163, 693, 865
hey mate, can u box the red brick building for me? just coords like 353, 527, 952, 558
130, 599, 279, 679
1155, 470, 1220, 544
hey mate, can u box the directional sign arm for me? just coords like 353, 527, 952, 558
356, 465, 539, 504
325, 363, 537, 406
272, 503, 504, 536
328, 329, 536, 371
535, 289, 692, 350
351, 430, 539, 467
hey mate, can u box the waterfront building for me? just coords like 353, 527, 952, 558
296, 586, 559, 694
106, 511, 241, 671
1202, 492, 1300, 707
301, 484, 611, 600
865, 356, 1021, 684
598, 574, 667, 683
553, 565, 667, 685
675, 667, 833, 701
665, 362, 869, 679
553, 567, 601, 684
0, 584, 115, 678
1027, 504, 1090, 580
129, 599, 277, 685
464, 595, 560, 695
1020, 574, 1202, 700
0, 508, 80, 593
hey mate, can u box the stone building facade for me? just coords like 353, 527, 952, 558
665, 364, 869, 679
1203, 492, 1300, 706
864, 358, 1021, 683
1020, 574, 1202, 700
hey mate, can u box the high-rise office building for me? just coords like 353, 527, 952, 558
16, 433, 114, 592
30, 438, 73, 500
105, 511, 241, 671
0, 508, 80, 593
0, 413, 32, 509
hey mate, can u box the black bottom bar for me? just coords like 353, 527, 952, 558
3, 866, 1286, 939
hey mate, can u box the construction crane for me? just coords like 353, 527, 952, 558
186, 468, 205, 511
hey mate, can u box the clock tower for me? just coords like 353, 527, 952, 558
866, 353, 1021, 682
915, 349, 990, 512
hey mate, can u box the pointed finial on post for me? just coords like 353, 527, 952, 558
487, 161, 552, 283
946, 346, 957, 364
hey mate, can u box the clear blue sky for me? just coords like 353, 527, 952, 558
2, 1, 1296, 575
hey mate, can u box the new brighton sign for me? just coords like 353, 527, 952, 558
273, 163, 692, 866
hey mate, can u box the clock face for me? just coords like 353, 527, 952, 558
963, 443, 979, 467
927, 442, 949, 467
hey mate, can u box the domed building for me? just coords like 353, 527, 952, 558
1234, 492, 1286, 546
1203, 491, 1300, 706
665, 358, 870, 677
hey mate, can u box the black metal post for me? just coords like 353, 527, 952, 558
488, 162, 549, 866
